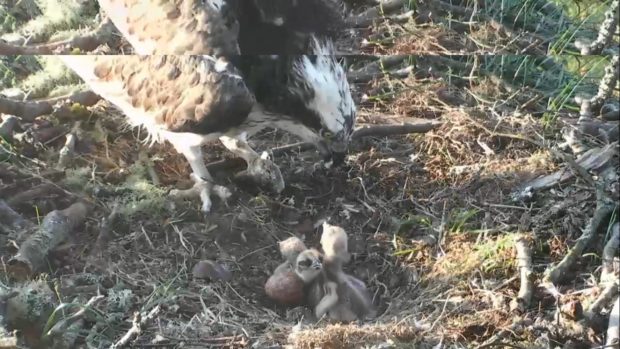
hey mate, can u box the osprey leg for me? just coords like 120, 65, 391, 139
167, 141, 231, 214
219, 133, 285, 193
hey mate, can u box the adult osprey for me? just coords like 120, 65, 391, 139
60, 0, 356, 213
59, 45, 355, 213
96, 0, 344, 54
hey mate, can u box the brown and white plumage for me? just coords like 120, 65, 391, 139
96, 0, 345, 55
59, 55, 284, 213
97, 0, 240, 55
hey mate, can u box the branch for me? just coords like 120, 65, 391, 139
0, 90, 101, 122
559, 119, 619, 156
6, 183, 67, 207
510, 234, 534, 313
543, 184, 617, 285
347, 55, 410, 83
45, 295, 105, 338
0, 116, 19, 141
586, 281, 619, 320
56, 122, 82, 170
203, 120, 442, 173
576, 55, 620, 115
346, 0, 405, 27
8, 201, 91, 280
91, 202, 120, 256
608, 297, 619, 348
574, 0, 619, 55
110, 305, 161, 349
0, 18, 116, 54
351, 120, 441, 139
516, 142, 617, 196
602, 222, 620, 284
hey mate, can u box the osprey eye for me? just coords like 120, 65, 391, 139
323, 131, 333, 139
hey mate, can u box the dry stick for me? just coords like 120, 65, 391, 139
56, 133, 77, 170
0, 116, 19, 141
0, 200, 32, 231
346, 0, 405, 27
510, 234, 534, 313
577, 54, 620, 117
601, 222, 620, 284
574, 0, 619, 55
544, 184, 617, 286
433, 0, 547, 55
7, 201, 91, 280
110, 305, 161, 349
0, 18, 116, 55
0, 91, 101, 122
204, 120, 443, 173
559, 119, 619, 157
6, 183, 66, 207
347, 55, 410, 83
518, 142, 617, 193
463, 112, 599, 192
586, 281, 619, 320
607, 296, 620, 348
92, 202, 120, 256
45, 295, 105, 338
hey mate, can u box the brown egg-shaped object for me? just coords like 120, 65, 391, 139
264, 269, 304, 306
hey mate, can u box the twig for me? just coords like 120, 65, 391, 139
351, 120, 442, 139
203, 121, 442, 172
138, 150, 160, 186
517, 142, 617, 195
348, 55, 410, 83
110, 305, 161, 349
607, 297, 619, 348
543, 184, 617, 285
0, 90, 101, 122
8, 201, 91, 280
346, 0, 405, 27
56, 125, 78, 170
510, 234, 534, 313
0, 116, 19, 141
464, 112, 600, 193
0, 18, 116, 54
45, 295, 105, 338
587, 281, 619, 319
576, 55, 620, 115
602, 222, 620, 284
92, 202, 120, 255
6, 183, 66, 207
0, 200, 32, 231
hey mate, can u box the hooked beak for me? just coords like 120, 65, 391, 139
317, 139, 348, 168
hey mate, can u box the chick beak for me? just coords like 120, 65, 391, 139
311, 259, 322, 270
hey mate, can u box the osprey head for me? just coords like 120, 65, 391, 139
252, 0, 298, 26
290, 38, 356, 167
294, 249, 324, 284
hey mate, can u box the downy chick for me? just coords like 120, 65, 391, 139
264, 238, 310, 306
274, 236, 307, 275
314, 222, 374, 322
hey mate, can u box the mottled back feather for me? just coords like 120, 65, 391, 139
97, 0, 240, 55
61, 55, 254, 139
